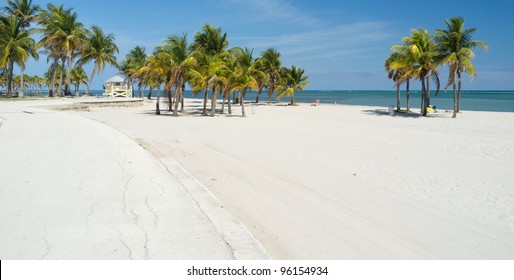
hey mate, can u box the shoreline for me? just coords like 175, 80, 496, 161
4, 95, 514, 115
3, 88, 514, 114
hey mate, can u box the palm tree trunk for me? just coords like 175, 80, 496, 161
228, 92, 232, 115
58, 57, 66, 97
241, 88, 246, 117
222, 87, 231, 114
49, 58, 58, 97
168, 86, 175, 111
20, 71, 24, 95
221, 91, 226, 114
267, 81, 274, 104
86, 67, 97, 96
6, 60, 14, 97
173, 85, 180, 117
396, 84, 401, 111
210, 86, 217, 117
406, 78, 410, 112
180, 83, 185, 112
147, 86, 153, 99
65, 54, 73, 96
156, 84, 161, 115
425, 75, 430, 110
421, 78, 427, 116
256, 86, 262, 103
202, 88, 208, 115
452, 81, 457, 118
457, 71, 462, 113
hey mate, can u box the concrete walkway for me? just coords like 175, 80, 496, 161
0, 100, 268, 259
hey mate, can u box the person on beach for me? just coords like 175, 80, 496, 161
311, 98, 320, 106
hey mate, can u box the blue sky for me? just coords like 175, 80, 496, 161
11, 0, 514, 90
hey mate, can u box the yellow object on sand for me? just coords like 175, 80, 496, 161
427, 107, 436, 113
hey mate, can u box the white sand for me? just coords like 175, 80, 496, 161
75, 99, 514, 259
0, 99, 267, 259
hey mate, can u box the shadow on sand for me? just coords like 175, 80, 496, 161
138, 99, 256, 117
362, 108, 452, 119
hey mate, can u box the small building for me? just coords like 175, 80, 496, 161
103, 75, 132, 97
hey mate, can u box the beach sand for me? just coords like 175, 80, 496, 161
72, 98, 514, 259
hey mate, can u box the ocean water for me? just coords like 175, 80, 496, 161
51, 89, 514, 113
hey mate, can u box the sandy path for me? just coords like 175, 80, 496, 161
76, 99, 514, 259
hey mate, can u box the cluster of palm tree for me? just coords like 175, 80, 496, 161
119, 24, 310, 117
0, 70, 88, 96
0, 0, 118, 97
0, 73, 44, 96
1, 1, 309, 114
385, 17, 487, 118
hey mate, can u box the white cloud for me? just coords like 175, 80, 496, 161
224, 0, 319, 25
233, 21, 392, 64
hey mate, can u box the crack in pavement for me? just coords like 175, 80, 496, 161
116, 150, 134, 215
116, 228, 133, 260
85, 202, 99, 223
41, 227, 53, 260
140, 225, 150, 260
77, 178, 85, 196
145, 197, 159, 229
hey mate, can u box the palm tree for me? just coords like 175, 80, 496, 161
70, 66, 87, 95
37, 4, 87, 96
435, 17, 488, 118
206, 56, 226, 117
77, 25, 118, 96
233, 67, 259, 117
189, 51, 214, 115
191, 25, 230, 117
385, 50, 416, 112
123, 46, 147, 98
0, 15, 38, 97
232, 47, 265, 117
139, 52, 171, 115
3, 0, 40, 95
60, 10, 88, 96
191, 24, 228, 56
3, 0, 40, 29
160, 33, 195, 116
37, 4, 66, 96
40, 48, 60, 97
260, 48, 281, 104
393, 28, 440, 116
276, 66, 310, 106
32, 75, 45, 96
385, 52, 404, 111
218, 53, 238, 115
252, 57, 267, 103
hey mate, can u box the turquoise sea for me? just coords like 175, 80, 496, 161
34, 89, 514, 113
